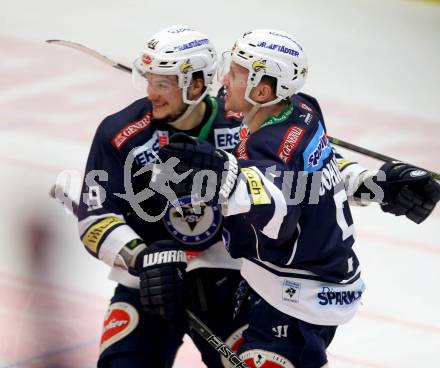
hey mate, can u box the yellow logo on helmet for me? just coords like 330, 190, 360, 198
251, 60, 268, 72
179, 62, 193, 74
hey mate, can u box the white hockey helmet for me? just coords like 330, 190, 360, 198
133, 25, 217, 105
228, 29, 308, 106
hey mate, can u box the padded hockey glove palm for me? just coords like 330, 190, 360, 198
377, 161, 440, 224
156, 134, 239, 203
129, 240, 188, 320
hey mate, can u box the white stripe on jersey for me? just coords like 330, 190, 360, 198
98, 224, 142, 267
286, 223, 301, 266
221, 178, 251, 216
79, 213, 141, 267
241, 258, 365, 326
256, 167, 288, 240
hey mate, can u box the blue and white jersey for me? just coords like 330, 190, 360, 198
77, 96, 243, 288
223, 93, 365, 325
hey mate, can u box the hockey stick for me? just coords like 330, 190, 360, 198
46, 39, 440, 181
46, 40, 132, 73
49, 184, 249, 368
327, 136, 440, 181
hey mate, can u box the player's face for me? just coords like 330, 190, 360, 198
223, 62, 252, 113
146, 73, 187, 120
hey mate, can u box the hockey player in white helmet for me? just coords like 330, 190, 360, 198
77, 23, 440, 368
157, 28, 440, 367
77, 25, 247, 367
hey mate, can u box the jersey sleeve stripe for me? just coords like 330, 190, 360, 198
257, 168, 288, 239
98, 224, 143, 267
81, 216, 125, 256
222, 178, 251, 217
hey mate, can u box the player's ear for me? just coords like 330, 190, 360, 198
251, 83, 274, 104
188, 74, 205, 99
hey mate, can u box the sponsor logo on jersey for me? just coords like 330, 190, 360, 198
277, 126, 305, 164
256, 41, 300, 57
302, 122, 332, 172
299, 113, 313, 125
133, 130, 168, 166
221, 325, 248, 367
100, 302, 139, 354
174, 38, 209, 52
317, 286, 363, 306
241, 168, 271, 205
299, 102, 312, 112
143, 249, 187, 267
239, 125, 249, 140
282, 280, 300, 304
336, 159, 353, 171
158, 131, 169, 147
240, 349, 295, 368
307, 133, 330, 167
225, 110, 245, 120
82, 216, 124, 255
163, 195, 222, 245
235, 136, 250, 160
214, 127, 240, 150
111, 113, 152, 150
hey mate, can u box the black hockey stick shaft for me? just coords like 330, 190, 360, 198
48, 185, 249, 367
186, 309, 248, 367
327, 136, 440, 181
46, 39, 440, 180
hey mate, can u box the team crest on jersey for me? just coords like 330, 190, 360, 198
282, 280, 301, 305
163, 195, 222, 245
240, 349, 294, 368
100, 302, 139, 354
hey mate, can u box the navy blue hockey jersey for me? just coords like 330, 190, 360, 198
78, 96, 242, 287
222, 94, 365, 325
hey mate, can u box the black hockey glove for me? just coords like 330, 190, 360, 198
156, 134, 239, 203
376, 161, 440, 224
129, 240, 188, 321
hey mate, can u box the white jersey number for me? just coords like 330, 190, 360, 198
334, 187, 355, 241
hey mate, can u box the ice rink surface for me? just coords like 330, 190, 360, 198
1, 0, 439, 366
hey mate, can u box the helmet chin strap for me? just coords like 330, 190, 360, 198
243, 103, 261, 128
166, 103, 196, 126
166, 87, 208, 126
243, 93, 283, 130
